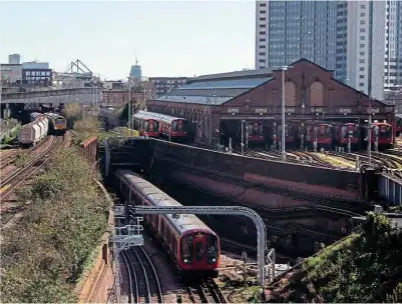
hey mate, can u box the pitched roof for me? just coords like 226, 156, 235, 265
192, 67, 273, 82
154, 76, 273, 105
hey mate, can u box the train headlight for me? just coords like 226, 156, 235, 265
184, 259, 189, 263
212, 258, 216, 263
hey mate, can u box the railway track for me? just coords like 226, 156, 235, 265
120, 246, 163, 304
0, 149, 20, 170
187, 278, 227, 303
0, 136, 64, 201
0, 136, 66, 230
234, 148, 341, 169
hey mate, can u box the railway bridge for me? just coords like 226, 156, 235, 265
0, 87, 101, 118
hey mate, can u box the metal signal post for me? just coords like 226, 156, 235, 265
368, 97, 372, 165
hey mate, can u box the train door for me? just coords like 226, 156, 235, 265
192, 234, 206, 268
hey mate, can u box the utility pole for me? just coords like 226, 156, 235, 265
368, 97, 372, 165
241, 120, 245, 155
281, 67, 288, 161
128, 77, 132, 137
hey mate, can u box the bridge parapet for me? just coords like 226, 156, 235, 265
1, 88, 102, 104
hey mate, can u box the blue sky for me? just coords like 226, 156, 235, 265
0, 1, 255, 79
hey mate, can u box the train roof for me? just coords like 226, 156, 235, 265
44, 112, 65, 119
372, 122, 391, 126
135, 110, 187, 123
132, 111, 160, 120
117, 169, 214, 235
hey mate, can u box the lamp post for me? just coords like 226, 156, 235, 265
280, 66, 291, 161
368, 97, 372, 165
127, 76, 132, 137
241, 120, 245, 155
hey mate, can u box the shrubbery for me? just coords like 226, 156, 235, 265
0, 148, 109, 303
62, 103, 83, 129
268, 212, 402, 303
72, 116, 105, 144
119, 100, 145, 126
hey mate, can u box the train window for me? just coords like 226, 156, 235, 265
147, 120, 156, 132
379, 125, 392, 138
172, 121, 178, 132
181, 236, 193, 263
143, 121, 149, 132
195, 241, 205, 262
206, 235, 218, 264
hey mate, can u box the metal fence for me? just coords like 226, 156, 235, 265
378, 173, 402, 206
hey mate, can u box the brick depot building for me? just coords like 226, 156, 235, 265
147, 59, 394, 145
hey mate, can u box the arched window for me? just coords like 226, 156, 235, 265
309, 81, 324, 106
285, 82, 297, 106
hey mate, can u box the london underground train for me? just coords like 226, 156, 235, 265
116, 169, 220, 277
131, 111, 160, 137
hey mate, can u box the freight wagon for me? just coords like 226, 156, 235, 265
18, 114, 49, 147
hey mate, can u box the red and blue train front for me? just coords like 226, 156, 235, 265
178, 230, 220, 277
140, 119, 160, 137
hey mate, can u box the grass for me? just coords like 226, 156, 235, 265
0, 146, 109, 303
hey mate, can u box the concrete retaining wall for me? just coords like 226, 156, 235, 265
150, 139, 362, 203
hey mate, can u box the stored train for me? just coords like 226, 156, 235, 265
396, 114, 402, 136
44, 112, 67, 135
131, 110, 189, 142
131, 111, 160, 137
116, 169, 220, 277
363, 122, 394, 150
243, 120, 393, 151
18, 112, 49, 147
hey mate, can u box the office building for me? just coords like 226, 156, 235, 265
8, 54, 21, 64
129, 58, 142, 81
384, 1, 402, 92
22, 61, 52, 85
0, 64, 22, 84
255, 0, 402, 100
149, 77, 191, 96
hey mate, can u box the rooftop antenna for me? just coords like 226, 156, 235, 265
133, 48, 138, 64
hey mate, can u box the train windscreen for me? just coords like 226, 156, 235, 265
314, 125, 332, 138
172, 120, 188, 132
143, 120, 159, 132
180, 236, 193, 264
341, 125, 359, 138
206, 235, 219, 264
55, 118, 65, 125
250, 123, 263, 135
195, 241, 205, 262
377, 125, 392, 138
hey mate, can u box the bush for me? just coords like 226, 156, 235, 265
62, 103, 83, 129
0, 147, 109, 303
118, 100, 145, 126
268, 213, 402, 303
